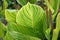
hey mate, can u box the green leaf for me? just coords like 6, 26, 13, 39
17, 0, 28, 6
7, 22, 36, 37
59, 0, 60, 6
29, 0, 37, 4
45, 0, 59, 14
52, 13, 60, 40
0, 22, 7, 31
5, 9, 18, 22
45, 0, 59, 20
45, 0, 54, 13
52, 29, 59, 40
10, 31, 41, 40
17, 0, 37, 6
16, 3, 47, 39
16, 3, 45, 28
52, 0, 59, 20
3, 0, 8, 9
45, 27, 51, 40
52, 0, 59, 14
42, 12, 48, 32
0, 29, 4, 38
56, 13, 60, 30
4, 32, 14, 40
5, 31, 41, 40
0, 22, 7, 38
49, 0, 54, 7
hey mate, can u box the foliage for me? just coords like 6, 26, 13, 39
4, 3, 48, 40
17, 0, 37, 6
0, 0, 60, 40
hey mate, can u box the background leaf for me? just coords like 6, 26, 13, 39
17, 0, 37, 6
3, 0, 8, 9
0, 22, 7, 38
52, 13, 60, 40
7, 22, 37, 38
5, 9, 18, 23
56, 13, 60, 30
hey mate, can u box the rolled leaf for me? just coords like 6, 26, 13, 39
52, 29, 59, 40
52, 13, 60, 40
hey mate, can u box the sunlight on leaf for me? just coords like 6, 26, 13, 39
5, 9, 18, 22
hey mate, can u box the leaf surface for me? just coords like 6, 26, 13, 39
5, 9, 18, 22
17, 0, 37, 6
16, 3, 48, 39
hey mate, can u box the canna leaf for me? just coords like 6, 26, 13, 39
50, 0, 59, 14
0, 22, 7, 38
59, 1, 60, 7
56, 13, 60, 30
16, 3, 45, 28
5, 9, 18, 23
29, 0, 37, 4
17, 0, 37, 6
52, 13, 60, 40
5, 31, 41, 40
52, 0, 59, 20
6, 22, 41, 40
17, 0, 28, 6
52, 29, 59, 40
45, 0, 54, 13
7, 22, 36, 37
45, 0, 59, 20
0, 22, 7, 31
10, 31, 41, 40
3, 0, 8, 9
16, 3, 48, 39
45, 27, 51, 40
4, 31, 14, 40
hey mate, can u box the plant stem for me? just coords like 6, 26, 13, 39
49, 10, 54, 32
48, 0, 54, 31
46, 6, 49, 27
